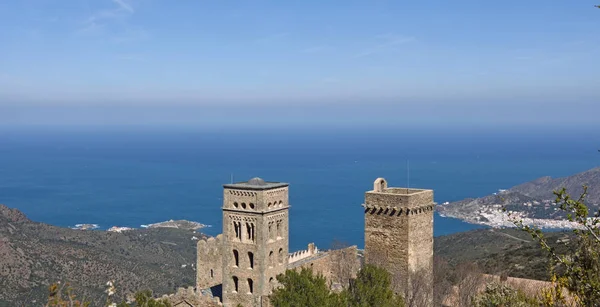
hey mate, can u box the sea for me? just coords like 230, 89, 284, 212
0, 127, 598, 251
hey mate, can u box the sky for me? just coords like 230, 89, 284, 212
0, 0, 599, 129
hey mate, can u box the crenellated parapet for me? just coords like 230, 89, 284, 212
288, 243, 319, 264
197, 234, 224, 290
362, 203, 436, 216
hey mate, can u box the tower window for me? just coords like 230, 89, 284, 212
233, 249, 239, 267
268, 222, 273, 240
248, 278, 254, 294
233, 202, 239, 208
278, 248, 283, 265
210, 269, 214, 278
268, 202, 272, 208
248, 252, 254, 269
249, 203, 255, 209
233, 221, 241, 240
233, 276, 239, 293
269, 251, 274, 267
241, 202, 247, 209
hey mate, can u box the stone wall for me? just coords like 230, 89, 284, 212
161, 286, 222, 307
288, 245, 360, 287
197, 234, 223, 289
288, 243, 318, 264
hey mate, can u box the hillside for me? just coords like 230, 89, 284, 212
437, 167, 600, 227
434, 228, 572, 281
0, 204, 202, 306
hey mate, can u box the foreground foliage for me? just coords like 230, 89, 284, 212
471, 282, 540, 307
513, 187, 600, 306
269, 265, 404, 307
45, 282, 171, 307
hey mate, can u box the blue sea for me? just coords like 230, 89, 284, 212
0, 127, 598, 251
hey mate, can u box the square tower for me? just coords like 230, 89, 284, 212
222, 177, 289, 307
363, 178, 435, 300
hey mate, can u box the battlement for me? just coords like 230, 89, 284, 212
197, 234, 223, 255
366, 178, 434, 209
288, 243, 319, 264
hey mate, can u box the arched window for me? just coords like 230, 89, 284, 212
233, 202, 239, 208
278, 248, 283, 264
241, 202, 247, 209
246, 223, 251, 241
249, 203, 255, 209
248, 252, 254, 269
279, 200, 283, 207
276, 220, 280, 238
210, 269, 214, 278
233, 276, 239, 292
269, 251, 274, 267
233, 249, 239, 267
247, 278, 254, 294
233, 221, 241, 240
268, 202, 272, 208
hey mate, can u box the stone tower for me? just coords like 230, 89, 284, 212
363, 178, 435, 303
222, 177, 289, 307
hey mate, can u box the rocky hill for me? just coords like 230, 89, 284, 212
437, 167, 600, 228
0, 204, 203, 306
434, 228, 572, 281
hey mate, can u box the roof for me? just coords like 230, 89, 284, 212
223, 177, 289, 190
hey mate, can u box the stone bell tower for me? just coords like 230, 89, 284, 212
222, 177, 289, 307
363, 178, 435, 304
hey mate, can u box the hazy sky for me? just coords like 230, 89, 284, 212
1, 0, 599, 128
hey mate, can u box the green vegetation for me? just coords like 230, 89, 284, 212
471, 283, 540, 307
44, 282, 171, 307
344, 265, 405, 307
269, 268, 345, 307
269, 265, 404, 307
514, 187, 600, 306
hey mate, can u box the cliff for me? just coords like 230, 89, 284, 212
0, 204, 203, 306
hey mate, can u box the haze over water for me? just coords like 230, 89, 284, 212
0, 127, 598, 251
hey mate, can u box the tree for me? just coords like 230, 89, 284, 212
45, 282, 172, 307
513, 186, 600, 306
433, 257, 454, 307
270, 268, 344, 307
471, 282, 540, 307
344, 264, 405, 307
454, 262, 485, 307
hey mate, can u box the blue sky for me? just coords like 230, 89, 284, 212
0, 0, 599, 128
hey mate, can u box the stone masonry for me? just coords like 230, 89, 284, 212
364, 178, 435, 303
221, 178, 289, 307
194, 176, 435, 307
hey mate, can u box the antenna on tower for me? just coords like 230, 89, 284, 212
407, 160, 410, 188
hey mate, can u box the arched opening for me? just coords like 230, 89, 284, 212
233, 249, 239, 267
248, 252, 254, 269
247, 278, 254, 294
241, 202, 247, 209
268, 202, 272, 208
233, 221, 241, 240
380, 180, 385, 191
210, 269, 214, 278
269, 250, 274, 267
278, 248, 283, 264
279, 200, 283, 207
233, 202, 239, 208
249, 203, 255, 209
232, 276, 239, 292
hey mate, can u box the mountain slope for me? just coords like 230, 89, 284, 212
437, 167, 600, 226
0, 204, 201, 306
